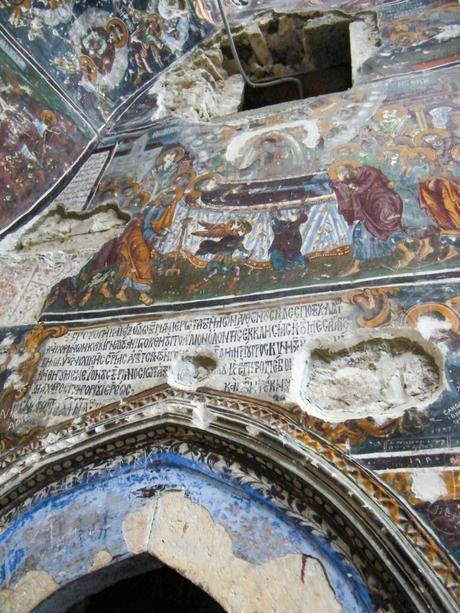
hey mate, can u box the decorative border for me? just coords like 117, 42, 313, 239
0, 324, 67, 449
2, 283, 454, 451
0, 385, 458, 610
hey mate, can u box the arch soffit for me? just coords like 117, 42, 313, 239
0, 385, 459, 612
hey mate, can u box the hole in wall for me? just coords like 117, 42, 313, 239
168, 352, 218, 389
148, 10, 379, 122
221, 12, 353, 110
292, 330, 444, 423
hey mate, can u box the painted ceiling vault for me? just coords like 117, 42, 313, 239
0, 0, 460, 611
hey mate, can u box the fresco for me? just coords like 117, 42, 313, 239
1, 0, 458, 130
0, 0, 218, 125
379, 469, 460, 561
0, 34, 94, 236
6, 277, 460, 566
361, 0, 460, 79
43, 63, 460, 316
0, 448, 372, 611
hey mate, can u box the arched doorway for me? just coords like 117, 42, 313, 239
0, 386, 458, 612
32, 554, 225, 613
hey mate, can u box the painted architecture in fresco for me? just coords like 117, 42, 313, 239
0, 0, 460, 611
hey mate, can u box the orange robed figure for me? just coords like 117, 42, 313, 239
419, 177, 460, 232
116, 200, 175, 306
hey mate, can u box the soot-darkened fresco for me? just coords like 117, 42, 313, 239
0, 35, 94, 235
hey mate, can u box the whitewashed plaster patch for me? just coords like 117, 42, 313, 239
225, 120, 320, 163
290, 328, 444, 424
411, 469, 448, 504
0, 570, 59, 613
145, 491, 342, 613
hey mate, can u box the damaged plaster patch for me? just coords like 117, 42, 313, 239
152, 43, 244, 122
413, 314, 453, 341
0, 570, 59, 613
146, 491, 341, 613
192, 401, 214, 429
168, 352, 218, 390
0, 251, 95, 327
246, 424, 261, 437
123, 500, 157, 555
88, 550, 113, 572
16, 204, 130, 252
349, 13, 381, 80
411, 469, 448, 503
291, 329, 444, 423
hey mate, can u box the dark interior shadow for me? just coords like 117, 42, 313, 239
34, 553, 224, 613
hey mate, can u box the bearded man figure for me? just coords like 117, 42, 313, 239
331, 163, 411, 276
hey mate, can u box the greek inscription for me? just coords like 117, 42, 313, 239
11, 300, 352, 431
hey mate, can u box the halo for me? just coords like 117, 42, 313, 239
332, 142, 361, 156
127, 191, 151, 208
97, 178, 120, 197
405, 303, 460, 333
79, 55, 97, 83
451, 144, 460, 162
41, 110, 57, 128
378, 145, 408, 162
122, 178, 140, 193
405, 146, 437, 162
236, 218, 252, 234
414, 128, 449, 146
189, 172, 218, 198
373, 105, 406, 120
105, 17, 129, 48
328, 160, 360, 181
310, 95, 341, 115
146, 12, 163, 36
156, 146, 185, 167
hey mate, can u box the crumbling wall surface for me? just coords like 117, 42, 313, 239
0, 143, 135, 327
130, 492, 342, 613
291, 328, 445, 423
151, 42, 245, 122
0, 0, 460, 609
128, 8, 380, 123
0, 450, 371, 613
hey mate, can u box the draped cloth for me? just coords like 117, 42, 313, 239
332, 166, 404, 240
419, 177, 460, 234
118, 202, 177, 290
119, 220, 152, 290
